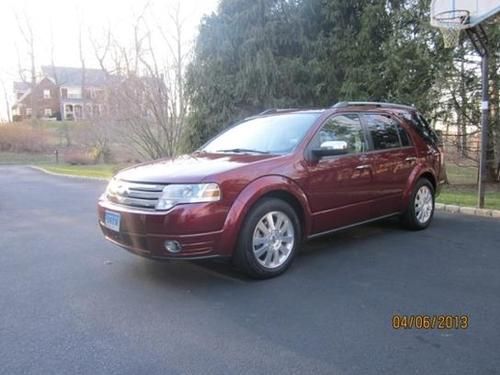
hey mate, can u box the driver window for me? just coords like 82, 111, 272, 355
314, 114, 366, 154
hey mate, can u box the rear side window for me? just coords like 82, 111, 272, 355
398, 124, 411, 146
363, 114, 401, 150
402, 111, 439, 146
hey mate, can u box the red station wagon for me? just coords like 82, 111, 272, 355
98, 102, 445, 278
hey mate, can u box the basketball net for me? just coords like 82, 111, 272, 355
433, 10, 470, 48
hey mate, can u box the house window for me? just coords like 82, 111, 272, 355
67, 88, 82, 99
85, 88, 96, 99
44, 108, 52, 117
61, 88, 68, 99
26, 108, 32, 116
85, 104, 92, 117
43, 89, 51, 99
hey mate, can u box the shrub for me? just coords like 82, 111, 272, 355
0, 124, 50, 153
63, 148, 96, 165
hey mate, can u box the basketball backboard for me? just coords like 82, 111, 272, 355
431, 0, 500, 28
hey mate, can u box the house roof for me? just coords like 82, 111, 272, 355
13, 81, 30, 92
41, 66, 108, 87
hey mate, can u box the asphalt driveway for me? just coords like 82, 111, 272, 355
0, 166, 499, 375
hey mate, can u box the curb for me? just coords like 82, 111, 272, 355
435, 202, 500, 219
29, 165, 110, 182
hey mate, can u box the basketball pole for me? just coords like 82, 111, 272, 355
465, 25, 489, 209
478, 54, 489, 208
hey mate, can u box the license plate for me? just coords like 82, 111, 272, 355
104, 210, 121, 232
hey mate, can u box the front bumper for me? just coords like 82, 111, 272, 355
97, 199, 230, 260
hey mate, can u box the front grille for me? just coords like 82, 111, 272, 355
107, 180, 166, 210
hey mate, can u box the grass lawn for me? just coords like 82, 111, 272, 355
37, 164, 119, 179
0, 151, 56, 165
437, 189, 500, 210
439, 163, 500, 210
445, 164, 478, 185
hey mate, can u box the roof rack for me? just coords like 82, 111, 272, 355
332, 101, 415, 110
258, 108, 300, 115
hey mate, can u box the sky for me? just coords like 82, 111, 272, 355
0, 0, 220, 121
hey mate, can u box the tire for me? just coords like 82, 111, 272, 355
233, 198, 301, 279
401, 178, 435, 230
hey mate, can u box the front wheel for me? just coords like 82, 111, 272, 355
233, 198, 301, 279
401, 178, 435, 230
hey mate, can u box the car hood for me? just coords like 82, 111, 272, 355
115, 153, 280, 183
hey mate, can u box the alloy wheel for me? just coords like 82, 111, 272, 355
415, 185, 433, 224
252, 211, 295, 269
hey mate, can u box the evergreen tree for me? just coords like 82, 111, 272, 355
185, 0, 472, 155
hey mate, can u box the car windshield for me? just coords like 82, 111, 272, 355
201, 113, 321, 154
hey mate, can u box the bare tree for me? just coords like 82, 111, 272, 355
90, 27, 112, 76
0, 79, 12, 123
91, 1, 191, 160
49, 23, 59, 86
15, 11, 37, 124
78, 18, 87, 121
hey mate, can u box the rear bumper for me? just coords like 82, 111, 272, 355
97, 199, 231, 260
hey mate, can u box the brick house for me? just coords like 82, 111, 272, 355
12, 66, 108, 121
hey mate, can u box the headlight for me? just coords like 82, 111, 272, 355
105, 178, 119, 196
100, 178, 118, 200
156, 183, 221, 210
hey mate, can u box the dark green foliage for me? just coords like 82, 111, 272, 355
185, 0, 452, 148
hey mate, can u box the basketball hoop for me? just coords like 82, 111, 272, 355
432, 9, 470, 48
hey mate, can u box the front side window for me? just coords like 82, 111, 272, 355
364, 114, 401, 150
311, 114, 366, 154
43, 89, 51, 99
202, 113, 321, 155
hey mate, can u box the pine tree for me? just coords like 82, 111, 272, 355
186, 0, 455, 151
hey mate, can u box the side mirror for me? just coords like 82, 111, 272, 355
312, 140, 349, 158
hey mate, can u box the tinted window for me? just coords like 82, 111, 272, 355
364, 114, 401, 150
402, 111, 439, 145
313, 114, 366, 154
398, 123, 411, 146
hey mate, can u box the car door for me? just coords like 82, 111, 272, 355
361, 113, 417, 216
304, 113, 376, 234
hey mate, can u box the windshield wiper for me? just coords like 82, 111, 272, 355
216, 148, 270, 154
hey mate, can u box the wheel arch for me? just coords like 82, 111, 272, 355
402, 166, 438, 210
419, 171, 437, 191
218, 175, 312, 256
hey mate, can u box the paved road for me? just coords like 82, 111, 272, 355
1, 166, 499, 375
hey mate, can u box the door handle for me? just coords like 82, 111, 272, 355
355, 164, 371, 170
405, 157, 417, 163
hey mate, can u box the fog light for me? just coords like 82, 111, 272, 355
164, 240, 182, 253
